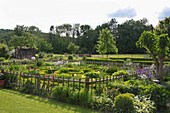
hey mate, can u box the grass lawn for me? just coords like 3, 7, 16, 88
0, 89, 100, 113
92, 54, 151, 58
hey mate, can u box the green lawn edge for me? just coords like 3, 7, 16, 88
0, 88, 100, 113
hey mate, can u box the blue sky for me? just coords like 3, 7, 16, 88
0, 0, 170, 32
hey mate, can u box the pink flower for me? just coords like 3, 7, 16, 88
34, 67, 36, 70
28, 67, 30, 70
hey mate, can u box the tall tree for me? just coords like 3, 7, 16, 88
116, 18, 153, 54
72, 23, 80, 38
37, 38, 53, 53
96, 28, 118, 58
67, 42, 79, 54
80, 25, 91, 36
9, 32, 38, 59
63, 24, 72, 37
136, 17, 170, 81
108, 18, 118, 34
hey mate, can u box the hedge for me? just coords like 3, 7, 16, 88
86, 58, 124, 63
86, 58, 170, 65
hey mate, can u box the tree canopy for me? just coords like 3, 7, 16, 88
96, 28, 118, 57
136, 17, 170, 81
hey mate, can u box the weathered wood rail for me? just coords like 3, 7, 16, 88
1, 69, 139, 93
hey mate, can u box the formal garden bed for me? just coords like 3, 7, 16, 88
0, 58, 170, 112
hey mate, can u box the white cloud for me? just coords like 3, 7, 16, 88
108, 8, 136, 18
158, 7, 170, 19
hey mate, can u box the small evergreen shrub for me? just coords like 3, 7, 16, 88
114, 93, 135, 113
83, 56, 87, 61
68, 55, 73, 60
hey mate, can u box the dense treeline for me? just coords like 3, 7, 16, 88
0, 18, 153, 54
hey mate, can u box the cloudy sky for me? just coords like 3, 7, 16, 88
0, 0, 170, 32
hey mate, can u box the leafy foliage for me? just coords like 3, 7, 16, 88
96, 28, 118, 57
114, 93, 135, 113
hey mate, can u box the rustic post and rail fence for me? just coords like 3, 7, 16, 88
0, 60, 145, 93
0, 68, 140, 93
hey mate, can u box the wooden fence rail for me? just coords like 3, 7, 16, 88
1, 69, 139, 92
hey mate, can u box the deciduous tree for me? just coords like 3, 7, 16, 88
96, 28, 118, 58
136, 17, 170, 81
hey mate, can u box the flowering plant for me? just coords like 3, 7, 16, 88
0, 70, 6, 80
28, 67, 40, 75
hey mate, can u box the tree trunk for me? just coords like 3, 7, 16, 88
148, 47, 159, 78
20, 46, 22, 59
158, 57, 164, 81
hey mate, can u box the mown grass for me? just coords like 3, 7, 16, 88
0, 89, 100, 113
92, 54, 151, 58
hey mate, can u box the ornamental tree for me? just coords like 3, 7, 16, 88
96, 28, 118, 58
9, 32, 38, 59
136, 17, 170, 81
67, 42, 79, 54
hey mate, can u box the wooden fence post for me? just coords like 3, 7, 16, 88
85, 77, 89, 91
95, 77, 97, 90
68, 77, 70, 88
37, 73, 40, 90
73, 78, 75, 91
12, 71, 15, 88
62, 77, 64, 86
91, 78, 93, 91
47, 75, 50, 92
15, 72, 18, 89
79, 78, 81, 91
19, 72, 22, 88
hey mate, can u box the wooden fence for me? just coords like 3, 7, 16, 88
1, 69, 139, 93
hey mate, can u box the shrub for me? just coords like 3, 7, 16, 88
143, 83, 169, 109
22, 58, 31, 64
60, 68, 69, 73
32, 88, 48, 97
106, 67, 118, 74
68, 55, 73, 60
112, 70, 129, 76
35, 54, 39, 59
38, 52, 46, 58
84, 72, 100, 78
90, 96, 115, 112
52, 86, 70, 102
64, 63, 73, 68
83, 56, 87, 61
35, 60, 44, 66
83, 68, 91, 73
47, 53, 53, 58
0, 57, 5, 61
78, 88, 89, 106
134, 95, 156, 113
20, 80, 35, 94
114, 93, 135, 113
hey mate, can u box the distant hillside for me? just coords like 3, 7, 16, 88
0, 29, 13, 34
0, 29, 14, 44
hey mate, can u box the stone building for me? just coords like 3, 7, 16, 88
15, 47, 35, 59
